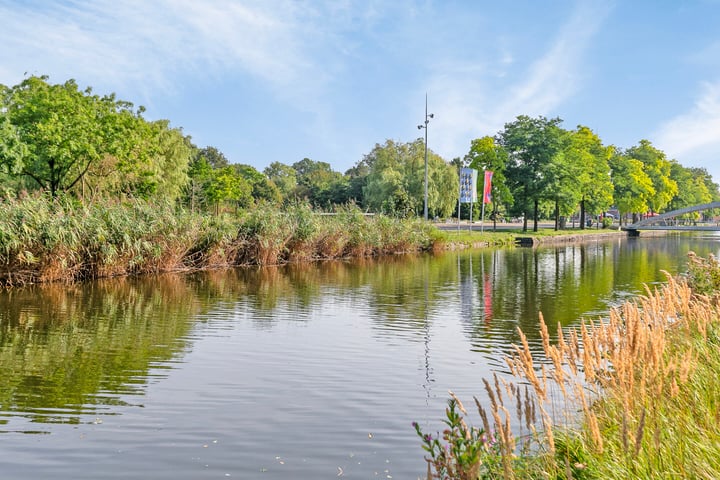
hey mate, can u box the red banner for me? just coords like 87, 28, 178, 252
482, 170, 493, 204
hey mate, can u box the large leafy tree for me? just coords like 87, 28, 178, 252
666, 161, 712, 220
0, 76, 152, 197
609, 151, 654, 223
291, 158, 344, 207
497, 115, 564, 231
553, 126, 613, 229
343, 162, 370, 208
197, 146, 229, 169
625, 140, 678, 213
464, 136, 511, 226
233, 164, 281, 204
206, 166, 253, 213
361, 139, 457, 218
264, 161, 298, 203
688, 167, 720, 201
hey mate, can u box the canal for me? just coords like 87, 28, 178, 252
1, 233, 719, 479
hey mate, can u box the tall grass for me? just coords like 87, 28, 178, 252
0, 196, 437, 285
419, 254, 720, 479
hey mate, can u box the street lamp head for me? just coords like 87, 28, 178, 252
429, 113, 434, 119
417, 125, 423, 130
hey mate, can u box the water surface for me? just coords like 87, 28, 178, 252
1, 233, 719, 479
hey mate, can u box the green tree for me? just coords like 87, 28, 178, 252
197, 146, 229, 169
688, 167, 720, 201
0, 110, 27, 178
609, 151, 654, 222
185, 154, 214, 212
464, 136, 511, 226
625, 140, 678, 213
554, 126, 613, 229
233, 164, 281, 204
292, 158, 343, 208
206, 166, 253, 213
264, 161, 298, 202
361, 139, 457, 218
667, 161, 712, 221
497, 115, 564, 231
1, 76, 148, 197
344, 162, 370, 207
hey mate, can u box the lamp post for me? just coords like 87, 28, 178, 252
417, 94, 433, 221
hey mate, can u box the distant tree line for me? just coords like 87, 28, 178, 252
1, 76, 718, 230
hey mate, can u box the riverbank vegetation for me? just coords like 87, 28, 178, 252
417, 252, 720, 479
1, 76, 719, 238
0, 195, 440, 286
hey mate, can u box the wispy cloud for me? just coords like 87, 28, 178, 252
424, 1, 612, 158
0, 1, 327, 100
653, 81, 720, 166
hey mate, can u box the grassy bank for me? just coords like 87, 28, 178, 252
0, 196, 440, 285
417, 253, 720, 479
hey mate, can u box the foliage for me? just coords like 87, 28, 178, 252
666, 162, 713, 219
555, 126, 613, 228
420, 263, 720, 479
233, 163, 282, 204
362, 139, 458, 218
414, 397, 501, 480
264, 161, 298, 202
497, 115, 564, 231
0, 75, 191, 201
609, 152, 654, 220
0, 195, 439, 285
625, 140, 678, 213
205, 166, 253, 212
292, 157, 345, 207
685, 251, 720, 296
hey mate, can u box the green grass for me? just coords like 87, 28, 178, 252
0, 195, 441, 285
420, 256, 720, 479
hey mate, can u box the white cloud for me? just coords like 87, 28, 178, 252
653, 81, 720, 180
423, 1, 612, 160
0, 1, 327, 100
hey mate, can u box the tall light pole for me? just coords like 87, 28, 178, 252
417, 94, 434, 221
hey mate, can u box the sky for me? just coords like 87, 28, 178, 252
1, 0, 719, 184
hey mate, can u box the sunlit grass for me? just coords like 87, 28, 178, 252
0, 195, 440, 285
419, 254, 720, 479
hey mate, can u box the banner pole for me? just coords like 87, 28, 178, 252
457, 165, 461, 232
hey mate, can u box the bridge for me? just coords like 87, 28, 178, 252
622, 201, 720, 236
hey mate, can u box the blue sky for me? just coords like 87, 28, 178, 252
1, 0, 719, 184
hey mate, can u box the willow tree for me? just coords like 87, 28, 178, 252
361, 139, 457, 218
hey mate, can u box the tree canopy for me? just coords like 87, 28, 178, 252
1, 75, 717, 225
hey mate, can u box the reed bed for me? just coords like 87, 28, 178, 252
418, 255, 720, 479
0, 196, 437, 285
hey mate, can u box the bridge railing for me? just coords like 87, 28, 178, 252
623, 201, 720, 231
